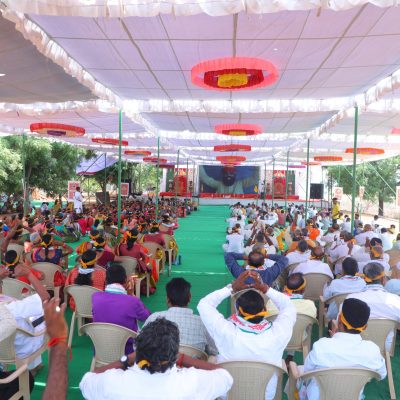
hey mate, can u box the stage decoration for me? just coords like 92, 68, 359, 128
314, 156, 343, 162
345, 148, 385, 155
30, 122, 85, 137
301, 161, 321, 166
288, 165, 306, 169
215, 123, 262, 137
221, 162, 241, 166
216, 155, 246, 163
124, 150, 151, 156
92, 138, 128, 146
159, 164, 174, 169
213, 144, 252, 152
143, 157, 168, 164
391, 128, 400, 134
192, 57, 278, 91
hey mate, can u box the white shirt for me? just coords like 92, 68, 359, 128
198, 286, 296, 400
323, 276, 366, 319
286, 250, 310, 266
328, 242, 350, 274
225, 233, 244, 253
292, 259, 334, 279
301, 333, 386, 400
74, 190, 84, 212
357, 258, 391, 275
80, 364, 233, 400
341, 221, 351, 233
322, 231, 340, 244
353, 249, 390, 264
355, 231, 378, 246
379, 232, 393, 252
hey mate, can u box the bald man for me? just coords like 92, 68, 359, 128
291, 246, 334, 279
357, 245, 391, 274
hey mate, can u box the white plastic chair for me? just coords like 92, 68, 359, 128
162, 233, 178, 276
142, 242, 165, 276
7, 243, 25, 258
64, 285, 102, 347
288, 361, 380, 400
0, 364, 31, 400
118, 256, 150, 298
361, 318, 398, 400
219, 360, 287, 400
302, 273, 332, 301
179, 344, 208, 361
1, 278, 35, 300
80, 322, 137, 371
318, 292, 349, 337
31, 262, 65, 299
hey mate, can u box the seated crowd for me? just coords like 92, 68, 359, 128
0, 198, 399, 400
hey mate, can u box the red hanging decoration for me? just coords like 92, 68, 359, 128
391, 128, 400, 134
345, 148, 384, 155
214, 144, 252, 152
30, 122, 85, 137
125, 150, 151, 156
216, 155, 246, 163
301, 161, 321, 166
92, 138, 128, 146
143, 157, 168, 164
314, 156, 343, 162
215, 123, 262, 136
192, 57, 278, 91
288, 165, 306, 169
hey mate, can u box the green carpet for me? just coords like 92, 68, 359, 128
30, 205, 399, 399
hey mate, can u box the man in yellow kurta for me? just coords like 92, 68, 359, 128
332, 198, 340, 224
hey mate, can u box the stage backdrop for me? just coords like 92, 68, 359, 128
199, 165, 260, 194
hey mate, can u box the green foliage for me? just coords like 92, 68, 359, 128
0, 135, 91, 197
327, 155, 400, 215
0, 140, 22, 193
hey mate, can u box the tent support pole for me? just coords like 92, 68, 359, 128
185, 158, 189, 206
285, 151, 289, 211
117, 110, 122, 241
22, 133, 28, 215
155, 137, 160, 220
174, 149, 180, 212
305, 138, 310, 220
271, 157, 275, 207
263, 162, 267, 205
350, 106, 359, 233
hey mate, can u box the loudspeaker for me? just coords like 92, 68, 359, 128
310, 183, 324, 199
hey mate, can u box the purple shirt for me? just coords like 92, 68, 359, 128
92, 292, 151, 353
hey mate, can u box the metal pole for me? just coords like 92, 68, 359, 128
338, 165, 341, 187
263, 162, 267, 206
174, 149, 180, 211
271, 157, 275, 207
117, 110, 123, 241
285, 151, 289, 211
22, 133, 28, 215
305, 138, 310, 220
350, 106, 359, 233
155, 137, 160, 219
103, 153, 107, 205
185, 159, 189, 204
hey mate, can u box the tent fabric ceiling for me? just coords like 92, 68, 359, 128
0, 15, 94, 103
3, 0, 394, 17
1, 3, 400, 166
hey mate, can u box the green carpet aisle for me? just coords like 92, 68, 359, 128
29, 205, 399, 399
30, 205, 231, 399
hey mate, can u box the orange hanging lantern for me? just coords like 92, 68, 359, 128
92, 138, 128, 146
192, 57, 278, 91
345, 148, 384, 155
30, 122, 85, 137
215, 123, 262, 137
216, 155, 246, 163
314, 156, 343, 162
214, 144, 252, 152
124, 150, 151, 156
143, 157, 168, 164
301, 161, 321, 166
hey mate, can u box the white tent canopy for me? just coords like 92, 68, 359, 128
1, 1, 400, 166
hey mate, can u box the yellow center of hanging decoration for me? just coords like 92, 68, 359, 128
217, 73, 248, 88
228, 130, 247, 136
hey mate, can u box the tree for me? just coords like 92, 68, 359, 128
0, 140, 22, 194
327, 155, 400, 215
0, 135, 91, 198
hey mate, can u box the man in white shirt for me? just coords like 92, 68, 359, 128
357, 245, 391, 274
143, 278, 217, 356
73, 186, 84, 213
355, 224, 378, 245
292, 246, 333, 279
322, 224, 341, 245
347, 262, 400, 350
341, 216, 351, 233
198, 271, 296, 400
80, 318, 233, 400
323, 257, 366, 319
327, 232, 360, 275
223, 227, 244, 253
379, 228, 393, 252
298, 298, 386, 400
286, 240, 311, 266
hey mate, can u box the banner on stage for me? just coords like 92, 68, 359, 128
359, 186, 365, 199
120, 183, 129, 197
67, 181, 80, 201
199, 165, 259, 194
396, 186, 400, 208
333, 187, 343, 200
